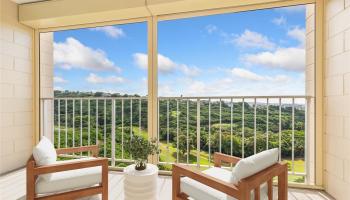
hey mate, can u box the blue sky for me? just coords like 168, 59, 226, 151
53, 5, 308, 97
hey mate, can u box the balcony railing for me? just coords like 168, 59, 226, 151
41, 95, 310, 183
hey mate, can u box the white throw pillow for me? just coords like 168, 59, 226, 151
231, 148, 279, 185
33, 136, 57, 180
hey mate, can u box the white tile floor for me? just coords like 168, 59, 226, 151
0, 168, 335, 200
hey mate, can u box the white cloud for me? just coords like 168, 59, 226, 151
86, 73, 125, 84
272, 16, 287, 26
90, 26, 125, 38
287, 26, 305, 46
178, 64, 200, 76
157, 54, 178, 73
54, 76, 68, 83
233, 30, 276, 50
133, 53, 148, 69
205, 24, 218, 34
231, 68, 265, 81
133, 53, 200, 76
158, 72, 299, 97
54, 37, 121, 72
243, 47, 305, 71
231, 68, 290, 82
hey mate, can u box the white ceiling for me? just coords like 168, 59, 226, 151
11, 0, 48, 4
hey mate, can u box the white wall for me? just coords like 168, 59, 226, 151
0, 0, 34, 174
324, 0, 350, 199
39, 32, 54, 142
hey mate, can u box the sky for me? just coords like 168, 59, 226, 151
52, 5, 309, 97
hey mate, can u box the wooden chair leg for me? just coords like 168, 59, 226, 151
238, 182, 250, 200
278, 168, 288, 200
172, 167, 181, 200
27, 161, 35, 200
267, 179, 273, 200
254, 186, 260, 200
239, 190, 250, 200
102, 162, 108, 200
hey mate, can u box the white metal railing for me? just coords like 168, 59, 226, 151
41, 95, 310, 181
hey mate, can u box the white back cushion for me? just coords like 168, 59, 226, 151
33, 136, 57, 166
231, 148, 279, 184
33, 136, 57, 181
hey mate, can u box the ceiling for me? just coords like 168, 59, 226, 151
11, 0, 48, 4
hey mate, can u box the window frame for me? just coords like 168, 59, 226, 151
33, 0, 324, 187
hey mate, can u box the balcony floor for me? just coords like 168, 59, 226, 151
0, 168, 334, 200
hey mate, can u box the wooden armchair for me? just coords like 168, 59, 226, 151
172, 152, 288, 200
27, 145, 108, 200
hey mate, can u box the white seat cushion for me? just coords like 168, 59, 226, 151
36, 158, 102, 194
180, 167, 268, 200
231, 148, 279, 184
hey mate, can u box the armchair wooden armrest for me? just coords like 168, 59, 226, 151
56, 145, 99, 157
213, 152, 241, 167
172, 164, 239, 200
32, 157, 108, 175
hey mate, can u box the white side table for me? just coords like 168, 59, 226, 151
123, 163, 158, 200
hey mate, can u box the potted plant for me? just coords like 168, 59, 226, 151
127, 135, 159, 171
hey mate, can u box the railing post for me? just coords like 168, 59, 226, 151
65, 99, 68, 148
166, 99, 170, 163
111, 99, 116, 167
242, 98, 245, 158
254, 98, 257, 155
208, 98, 211, 166
266, 98, 269, 150
88, 99, 90, 147
196, 98, 200, 168
230, 98, 233, 157
96, 99, 98, 146
130, 99, 133, 140
139, 98, 142, 135
186, 100, 189, 164
58, 99, 60, 148
88, 99, 90, 156
279, 98, 282, 162
167, 99, 169, 151
80, 99, 83, 154
122, 99, 124, 160
104, 99, 106, 157
176, 99, 179, 163
219, 98, 222, 153
292, 98, 295, 174
72, 99, 75, 148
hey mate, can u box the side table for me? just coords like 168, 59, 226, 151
123, 163, 158, 200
